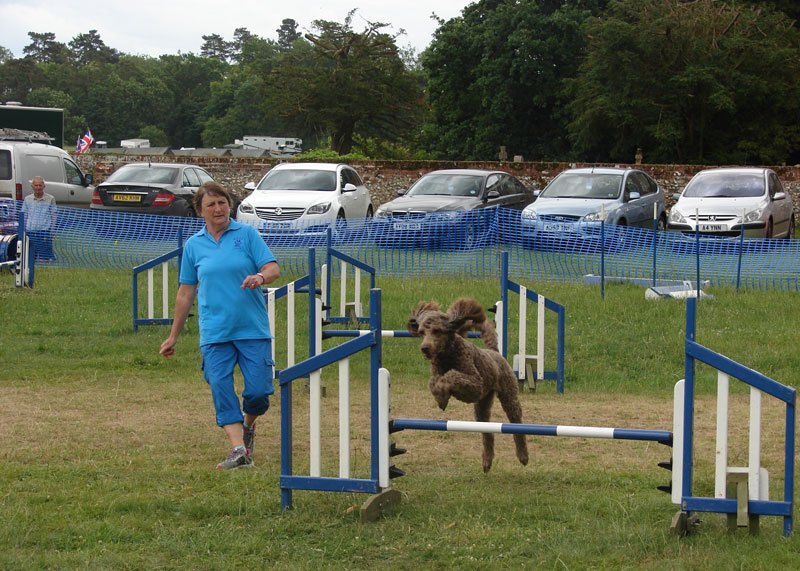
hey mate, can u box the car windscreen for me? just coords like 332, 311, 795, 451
106, 166, 178, 185
258, 169, 336, 191
406, 174, 483, 197
541, 173, 622, 199
681, 172, 764, 198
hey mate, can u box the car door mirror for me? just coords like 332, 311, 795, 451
342, 183, 357, 193
773, 191, 787, 201
396, 188, 407, 196
626, 191, 641, 201
485, 190, 500, 201
244, 182, 256, 192
84, 173, 93, 186
671, 192, 681, 201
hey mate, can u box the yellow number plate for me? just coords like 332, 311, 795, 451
112, 194, 142, 203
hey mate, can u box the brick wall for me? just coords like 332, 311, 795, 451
75, 154, 800, 215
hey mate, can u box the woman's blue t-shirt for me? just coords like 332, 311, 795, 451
180, 220, 276, 346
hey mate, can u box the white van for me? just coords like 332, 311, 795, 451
0, 141, 94, 207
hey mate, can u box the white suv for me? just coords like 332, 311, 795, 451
237, 163, 373, 239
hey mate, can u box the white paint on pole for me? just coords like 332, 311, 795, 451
287, 281, 295, 367
320, 263, 328, 320
147, 267, 154, 319
496, 300, 504, 356
338, 357, 350, 479
378, 369, 391, 488
537, 294, 545, 380
267, 288, 276, 363
556, 426, 615, 438
448, 420, 504, 433
161, 261, 169, 319
518, 286, 527, 381
354, 267, 362, 316
310, 369, 321, 477
339, 260, 346, 315
749, 386, 762, 500
672, 379, 685, 504
715, 371, 729, 498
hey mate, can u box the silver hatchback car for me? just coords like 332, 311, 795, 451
668, 167, 794, 239
520, 167, 666, 248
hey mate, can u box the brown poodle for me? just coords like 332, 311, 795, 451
407, 297, 529, 473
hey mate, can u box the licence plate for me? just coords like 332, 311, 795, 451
393, 222, 421, 231
542, 222, 575, 233
261, 221, 291, 231
698, 224, 724, 232
112, 194, 142, 203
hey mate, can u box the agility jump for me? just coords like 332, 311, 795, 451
272, 247, 795, 536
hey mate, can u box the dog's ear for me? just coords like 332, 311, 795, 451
408, 301, 440, 336
447, 297, 486, 337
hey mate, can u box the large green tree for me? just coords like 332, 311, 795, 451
421, 0, 605, 161
264, 10, 422, 154
568, 0, 800, 164
68, 30, 119, 65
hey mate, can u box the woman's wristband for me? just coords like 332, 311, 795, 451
256, 272, 265, 284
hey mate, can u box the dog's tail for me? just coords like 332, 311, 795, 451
446, 297, 499, 351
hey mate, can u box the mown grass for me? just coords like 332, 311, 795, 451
1, 268, 798, 570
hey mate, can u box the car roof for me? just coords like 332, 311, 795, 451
271, 162, 344, 171
422, 169, 506, 176
558, 167, 633, 175
122, 163, 192, 169
693, 167, 768, 176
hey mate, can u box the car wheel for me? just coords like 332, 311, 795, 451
365, 205, 373, 219
656, 215, 666, 231
785, 216, 794, 240
766, 218, 773, 239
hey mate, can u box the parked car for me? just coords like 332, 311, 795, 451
668, 167, 794, 239
372, 169, 533, 249
520, 167, 666, 249
0, 139, 94, 207
90, 163, 216, 217
236, 163, 373, 241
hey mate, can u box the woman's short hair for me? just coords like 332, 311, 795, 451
194, 181, 232, 213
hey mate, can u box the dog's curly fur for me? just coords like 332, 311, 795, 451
408, 297, 529, 473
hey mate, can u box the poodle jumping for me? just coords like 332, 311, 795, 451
407, 297, 529, 473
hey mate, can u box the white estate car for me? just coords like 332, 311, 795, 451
668, 167, 795, 239
237, 163, 373, 239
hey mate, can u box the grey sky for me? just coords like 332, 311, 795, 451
0, 0, 472, 58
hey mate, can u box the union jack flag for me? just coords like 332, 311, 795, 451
76, 128, 94, 154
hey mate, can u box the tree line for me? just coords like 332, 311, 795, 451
1, 0, 798, 165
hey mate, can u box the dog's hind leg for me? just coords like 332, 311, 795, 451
474, 392, 495, 473
496, 381, 529, 467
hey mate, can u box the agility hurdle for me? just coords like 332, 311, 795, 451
498, 251, 565, 392
132, 229, 184, 331
674, 297, 795, 537
278, 287, 392, 513
321, 245, 375, 325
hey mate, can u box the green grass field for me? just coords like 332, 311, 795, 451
1, 268, 798, 569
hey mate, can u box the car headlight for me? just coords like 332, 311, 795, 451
521, 209, 537, 221
375, 207, 388, 218
306, 202, 332, 215
441, 210, 461, 219
239, 202, 254, 214
581, 210, 605, 222
741, 206, 765, 224
669, 209, 685, 224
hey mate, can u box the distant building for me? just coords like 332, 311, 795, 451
120, 138, 151, 149
238, 136, 302, 156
